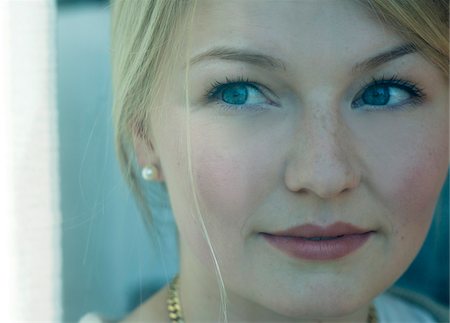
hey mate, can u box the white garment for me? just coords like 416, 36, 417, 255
374, 292, 437, 322
79, 292, 440, 322
79, 313, 106, 323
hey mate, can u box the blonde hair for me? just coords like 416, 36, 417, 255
361, 0, 449, 76
111, 0, 192, 220
111, 0, 229, 320
110, 0, 449, 321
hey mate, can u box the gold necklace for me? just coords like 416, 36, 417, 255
167, 275, 184, 323
167, 275, 378, 323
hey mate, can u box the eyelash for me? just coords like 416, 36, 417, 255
203, 74, 426, 112
353, 74, 426, 111
204, 76, 275, 112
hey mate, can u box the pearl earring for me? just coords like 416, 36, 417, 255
141, 165, 158, 181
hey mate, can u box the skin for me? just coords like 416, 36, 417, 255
129, 0, 449, 322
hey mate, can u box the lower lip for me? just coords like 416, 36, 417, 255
261, 232, 373, 260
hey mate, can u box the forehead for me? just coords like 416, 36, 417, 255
189, 0, 405, 70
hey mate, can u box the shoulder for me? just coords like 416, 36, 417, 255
374, 286, 449, 323
79, 285, 170, 323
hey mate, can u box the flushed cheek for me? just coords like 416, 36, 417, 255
193, 146, 259, 230
375, 150, 446, 280
191, 128, 279, 238
398, 158, 445, 215
379, 134, 448, 239
391, 163, 441, 256
174, 144, 259, 268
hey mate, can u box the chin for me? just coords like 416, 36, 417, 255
256, 287, 372, 320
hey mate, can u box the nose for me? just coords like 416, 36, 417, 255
284, 109, 361, 199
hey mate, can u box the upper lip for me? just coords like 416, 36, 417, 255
263, 221, 373, 238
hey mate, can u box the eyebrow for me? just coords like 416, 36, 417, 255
188, 46, 287, 71
351, 43, 417, 74
188, 43, 418, 74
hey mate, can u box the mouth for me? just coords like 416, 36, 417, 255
260, 222, 375, 261
264, 221, 372, 238
300, 235, 348, 241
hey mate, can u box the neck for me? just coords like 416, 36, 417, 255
177, 246, 373, 322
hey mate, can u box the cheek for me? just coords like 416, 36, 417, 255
193, 142, 267, 234
195, 150, 251, 217
378, 125, 448, 237
395, 158, 445, 216
168, 147, 253, 270
374, 141, 448, 281
188, 116, 284, 228
188, 125, 282, 261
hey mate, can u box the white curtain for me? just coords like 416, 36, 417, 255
0, 0, 61, 321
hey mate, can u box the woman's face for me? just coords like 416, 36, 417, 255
139, 0, 449, 319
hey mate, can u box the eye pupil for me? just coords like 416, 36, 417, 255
222, 84, 248, 105
362, 85, 390, 105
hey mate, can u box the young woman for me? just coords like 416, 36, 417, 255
90, 0, 450, 322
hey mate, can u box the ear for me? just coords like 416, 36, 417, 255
132, 127, 165, 182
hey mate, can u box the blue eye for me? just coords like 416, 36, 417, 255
204, 75, 425, 113
352, 75, 425, 110
205, 77, 275, 111
221, 83, 250, 105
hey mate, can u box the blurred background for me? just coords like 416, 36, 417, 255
57, 0, 178, 322
56, 0, 449, 322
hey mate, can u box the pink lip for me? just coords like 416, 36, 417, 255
267, 221, 371, 238
260, 222, 374, 260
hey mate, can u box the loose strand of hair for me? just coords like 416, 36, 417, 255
183, 0, 229, 321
